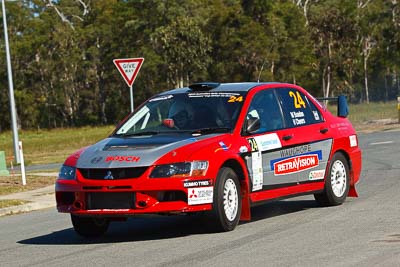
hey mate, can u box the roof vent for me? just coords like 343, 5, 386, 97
188, 82, 220, 91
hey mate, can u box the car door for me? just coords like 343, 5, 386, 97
243, 88, 297, 192
243, 87, 332, 193
273, 87, 333, 185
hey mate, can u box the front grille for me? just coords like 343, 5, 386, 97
78, 167, 148, 180
86, 192, 135, 209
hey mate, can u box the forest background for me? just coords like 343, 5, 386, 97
0, 0, 399, 130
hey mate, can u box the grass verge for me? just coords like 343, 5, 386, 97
0, 175, 56, 196
326, 101, 399, 132
0, 199, 30, 209
0, 125, 114, 166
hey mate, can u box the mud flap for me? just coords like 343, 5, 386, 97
240, 183, 251, 221
348, 185, 358, 197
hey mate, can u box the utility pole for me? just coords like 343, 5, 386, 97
2, 0, 20, 163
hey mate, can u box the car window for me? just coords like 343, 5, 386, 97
276, 88, 323, 128
246, 89, 284, 134
115, 92, 246, 135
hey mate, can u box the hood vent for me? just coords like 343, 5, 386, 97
104, 145, 157, 151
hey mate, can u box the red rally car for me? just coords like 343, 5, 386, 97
56, 82, 362, 237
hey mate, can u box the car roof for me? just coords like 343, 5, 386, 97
157, 82, 282, 96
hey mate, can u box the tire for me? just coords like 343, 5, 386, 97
211, 167, 242, 232
314, 153, 350, 206
71, 214, 109, 238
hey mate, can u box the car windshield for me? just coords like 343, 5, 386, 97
114, 91, 246, 136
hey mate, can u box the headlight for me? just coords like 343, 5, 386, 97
150, 161, 209, 178
58, 165, 76, 180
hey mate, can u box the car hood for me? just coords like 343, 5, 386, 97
76, 133, 222, 169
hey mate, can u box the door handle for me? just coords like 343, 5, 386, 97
282, 135, 293, 141
320, 128, 328, 134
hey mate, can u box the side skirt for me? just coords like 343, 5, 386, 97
249, 181, 325, 204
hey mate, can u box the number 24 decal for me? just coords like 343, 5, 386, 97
289, 91, 306, 109
228, 96, 243, 103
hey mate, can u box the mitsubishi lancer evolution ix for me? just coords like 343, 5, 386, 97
56, 82, 362, 237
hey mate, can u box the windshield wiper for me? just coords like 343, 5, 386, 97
191, 127, 231, 135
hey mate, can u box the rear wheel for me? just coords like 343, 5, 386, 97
71, 214, 109, 238
314, 153, 350, 206
211, 167, 242, 232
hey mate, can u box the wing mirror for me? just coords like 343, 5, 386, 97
244, 117, 260, 135
337, 95, 349, 118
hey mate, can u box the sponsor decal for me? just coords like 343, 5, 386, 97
215, 141, 231, 153
105, 156, 141, 162
313, 111, 320, 121
290, 111, 306, 125
254, 133, 282, 152
247, 138, 259, 152
188, 92, 241, 98
247, 137, 263, 191
149, 95, 173, 102
349, 135, 357, 147
309, 170, 325, 180
273, 154, 319, 175
183, 179, 213, 188
188, 186, 213, 205
90, 156, 103, 164
239, 146, 248, 153
280, 144, 311, 158
290, 111, 305, 119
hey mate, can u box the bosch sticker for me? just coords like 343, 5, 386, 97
105, 156, 140, 162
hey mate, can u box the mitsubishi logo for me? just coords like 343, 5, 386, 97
189, 189, 198, 199
104, 171, 114, 180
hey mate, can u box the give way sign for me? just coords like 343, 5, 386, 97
113, 58, 144, 87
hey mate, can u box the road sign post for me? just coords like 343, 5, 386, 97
130, 85, 134, 112
113, 58, 144, 113
18, 141, 26, 185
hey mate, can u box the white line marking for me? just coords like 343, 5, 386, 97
370, 141, 394, 146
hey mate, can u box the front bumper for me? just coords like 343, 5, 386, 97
55, 175, 214, 216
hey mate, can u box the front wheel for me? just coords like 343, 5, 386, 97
211, 167, 242, 232
71, 214, 109, 238
314, 153, 350, 206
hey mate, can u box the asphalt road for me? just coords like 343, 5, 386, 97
1, 130, 399, 267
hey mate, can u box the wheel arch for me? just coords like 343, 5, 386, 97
330, 149, 358, 197
220, 158, 251, 221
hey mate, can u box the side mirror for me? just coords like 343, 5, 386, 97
337, 95, 349, 118
245, 117, 260, 134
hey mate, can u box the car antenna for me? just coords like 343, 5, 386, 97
257, 60, 266, 83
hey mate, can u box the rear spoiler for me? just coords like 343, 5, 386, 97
316, 95, 349, 118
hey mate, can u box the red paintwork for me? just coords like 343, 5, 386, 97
56, 83, 361, 221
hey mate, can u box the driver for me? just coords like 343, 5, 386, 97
168, 99, 194, 129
